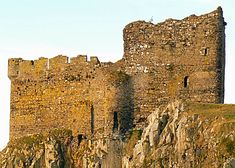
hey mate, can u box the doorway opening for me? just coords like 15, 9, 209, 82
113, 112, 119, 132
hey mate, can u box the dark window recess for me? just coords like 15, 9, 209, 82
113, 112, 119, 132
77, 134, 83, 146
91, 105, 94, 134
184, 76, 189, 88
31, 60, 34, 66
204, 48, 208, 55
201, 48, 209, 56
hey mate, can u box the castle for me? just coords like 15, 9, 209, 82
8, 7, 226, 139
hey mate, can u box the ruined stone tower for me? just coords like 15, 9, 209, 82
121, 7, 226, 126
8, 7, 225, 139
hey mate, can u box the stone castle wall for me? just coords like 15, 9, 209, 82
9, 55, 133, 139
8, 7, 225, 138
121, 7, 225, 127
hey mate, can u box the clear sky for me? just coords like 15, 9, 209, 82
0, 0, 234, 150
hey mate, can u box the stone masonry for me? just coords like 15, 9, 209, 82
8, 7, 226, 139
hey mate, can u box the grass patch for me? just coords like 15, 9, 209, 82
11, 134, 44, 149
129, 129, 143, 140
223, 114, 235, 119
221, 137, 235, 156
48, 129, 72, 139
187, 103, 235, 119
124, 129, 143, 156
10, 129, 72, 149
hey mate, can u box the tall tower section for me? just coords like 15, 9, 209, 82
122, 7, 226, 125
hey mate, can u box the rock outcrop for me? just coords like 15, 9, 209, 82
1, 101, 235, 168
122, 101, 235, 168
0, 129, 123, 168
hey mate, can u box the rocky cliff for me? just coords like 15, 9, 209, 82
1, 101, 235, 168
122, 101, 235, 168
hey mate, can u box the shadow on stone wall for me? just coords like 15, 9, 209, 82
118, 73, 134, 134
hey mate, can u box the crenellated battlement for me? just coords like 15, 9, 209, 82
8, 55, 101, 81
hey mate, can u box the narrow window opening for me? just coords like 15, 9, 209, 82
113, 112, 119, 132
201, 47, 209, 56
204, 48, 208, 56
91, 105, 94, 134
31, 60, 34, 66
77, 134, 83, 146
184, 76, 189, 88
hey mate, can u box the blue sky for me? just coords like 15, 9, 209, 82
0, 0, 234, 149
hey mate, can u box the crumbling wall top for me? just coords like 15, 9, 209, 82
124, 6, 223, 30
123, 6, 225, 66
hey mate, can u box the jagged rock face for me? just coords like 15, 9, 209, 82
0, 130, 73, 168
122, 101, 235, 168
1, 102, 235, 168
0, 130, 122, 168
